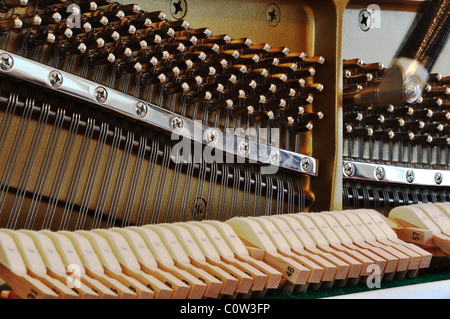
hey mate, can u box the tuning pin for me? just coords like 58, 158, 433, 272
209, 99, 234, 112
158, 42, 185, 54
413, 134, 433, 144
217, 50, 240, 62
267, 46, 290, 57
222, 89, 246, 101
264, 98, 287, 111
90, 51, 116, 65
392, 132, 415, 142
439, 76, 450, 85
425, 87, 450, 98
285, 51, 307, 63
403, 120, 425, 130
251, 110, 275, 122
186, 27, 211, 39
108, 46, 133, 59
428, 73, 443, 83
274, 63, 297, 74
360, 62, 384, 73
343, 112, 364, 123
274, 88, 297, 99
237, 54, 261, 65
194, 43, 220, 54
138, 11, 167, 22
117, 60, 143, 75
174, 35, 198, 47
343, 58, 364, 69
257, 57, 279, 68
364, 114, 385, 125
382, 118, 405, 129
431, 111, 450, 121
372, 130, 395, 141
0, 15, 23, 32
412, 109, 434, 119
303, 56, 325, 66
184, 51, 207, 62
290, 95, 313, 106
272, 116, 295, 127
417, 97, 443, 107
345, 73, 373, 84
368, 104, 395, 115
290, 122, 314, 134
0, 0, 28, 12
293, 67, 315, 79
432, 137, 450, 146
346, 126, 374, 138
246, 68, 269, 80
231, 105, 254, 117
94, 29, 121, 43
283, 106, 305, 117
228, 38, 252, 50
266, 73, 288, 84
302, 83, 324, 93
300, 111, 324, 122
209, 34, 232, 45
141, 72, 166, 86
422, 123, 444, 134
248, 43, 272, 54
284, 78, 306, 89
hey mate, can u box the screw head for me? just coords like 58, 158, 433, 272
375, 166, 384, 180
435, 172, 443, 185
170, 0, 187, 20
94, 87, 107, 103
358, 9, 372, 31
135, 102, 148, 118
403, 82, 421, 103
205, 129, 218, 145
0, 53, 13, 71
271, 150, 281, 165
266, 3, 281, 27
49, 70, 63, 87
301, 157, 312, 172
343, 162, 355, 177
406, 170, 414, 183
171, 116, 183, 131
239, 140, 249, 155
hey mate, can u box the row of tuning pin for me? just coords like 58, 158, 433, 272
342, 58, 450, 146
2, 0, 326, 134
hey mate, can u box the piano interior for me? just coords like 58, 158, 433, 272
0, 0, 449, 300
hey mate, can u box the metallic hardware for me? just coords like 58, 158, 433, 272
0, 53, 13, 71
0, 50, 318, 176
94, 87, 107, 103
405, 170, 414, 183
343, 162, 355, 177
135, 102, 148, 118
172, 116, 184, 131
343, 161, 450, 187
375, 166, 384, 180
266, 3, 281, 27
49, 70, 63, 88
170, 0, 187, 20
